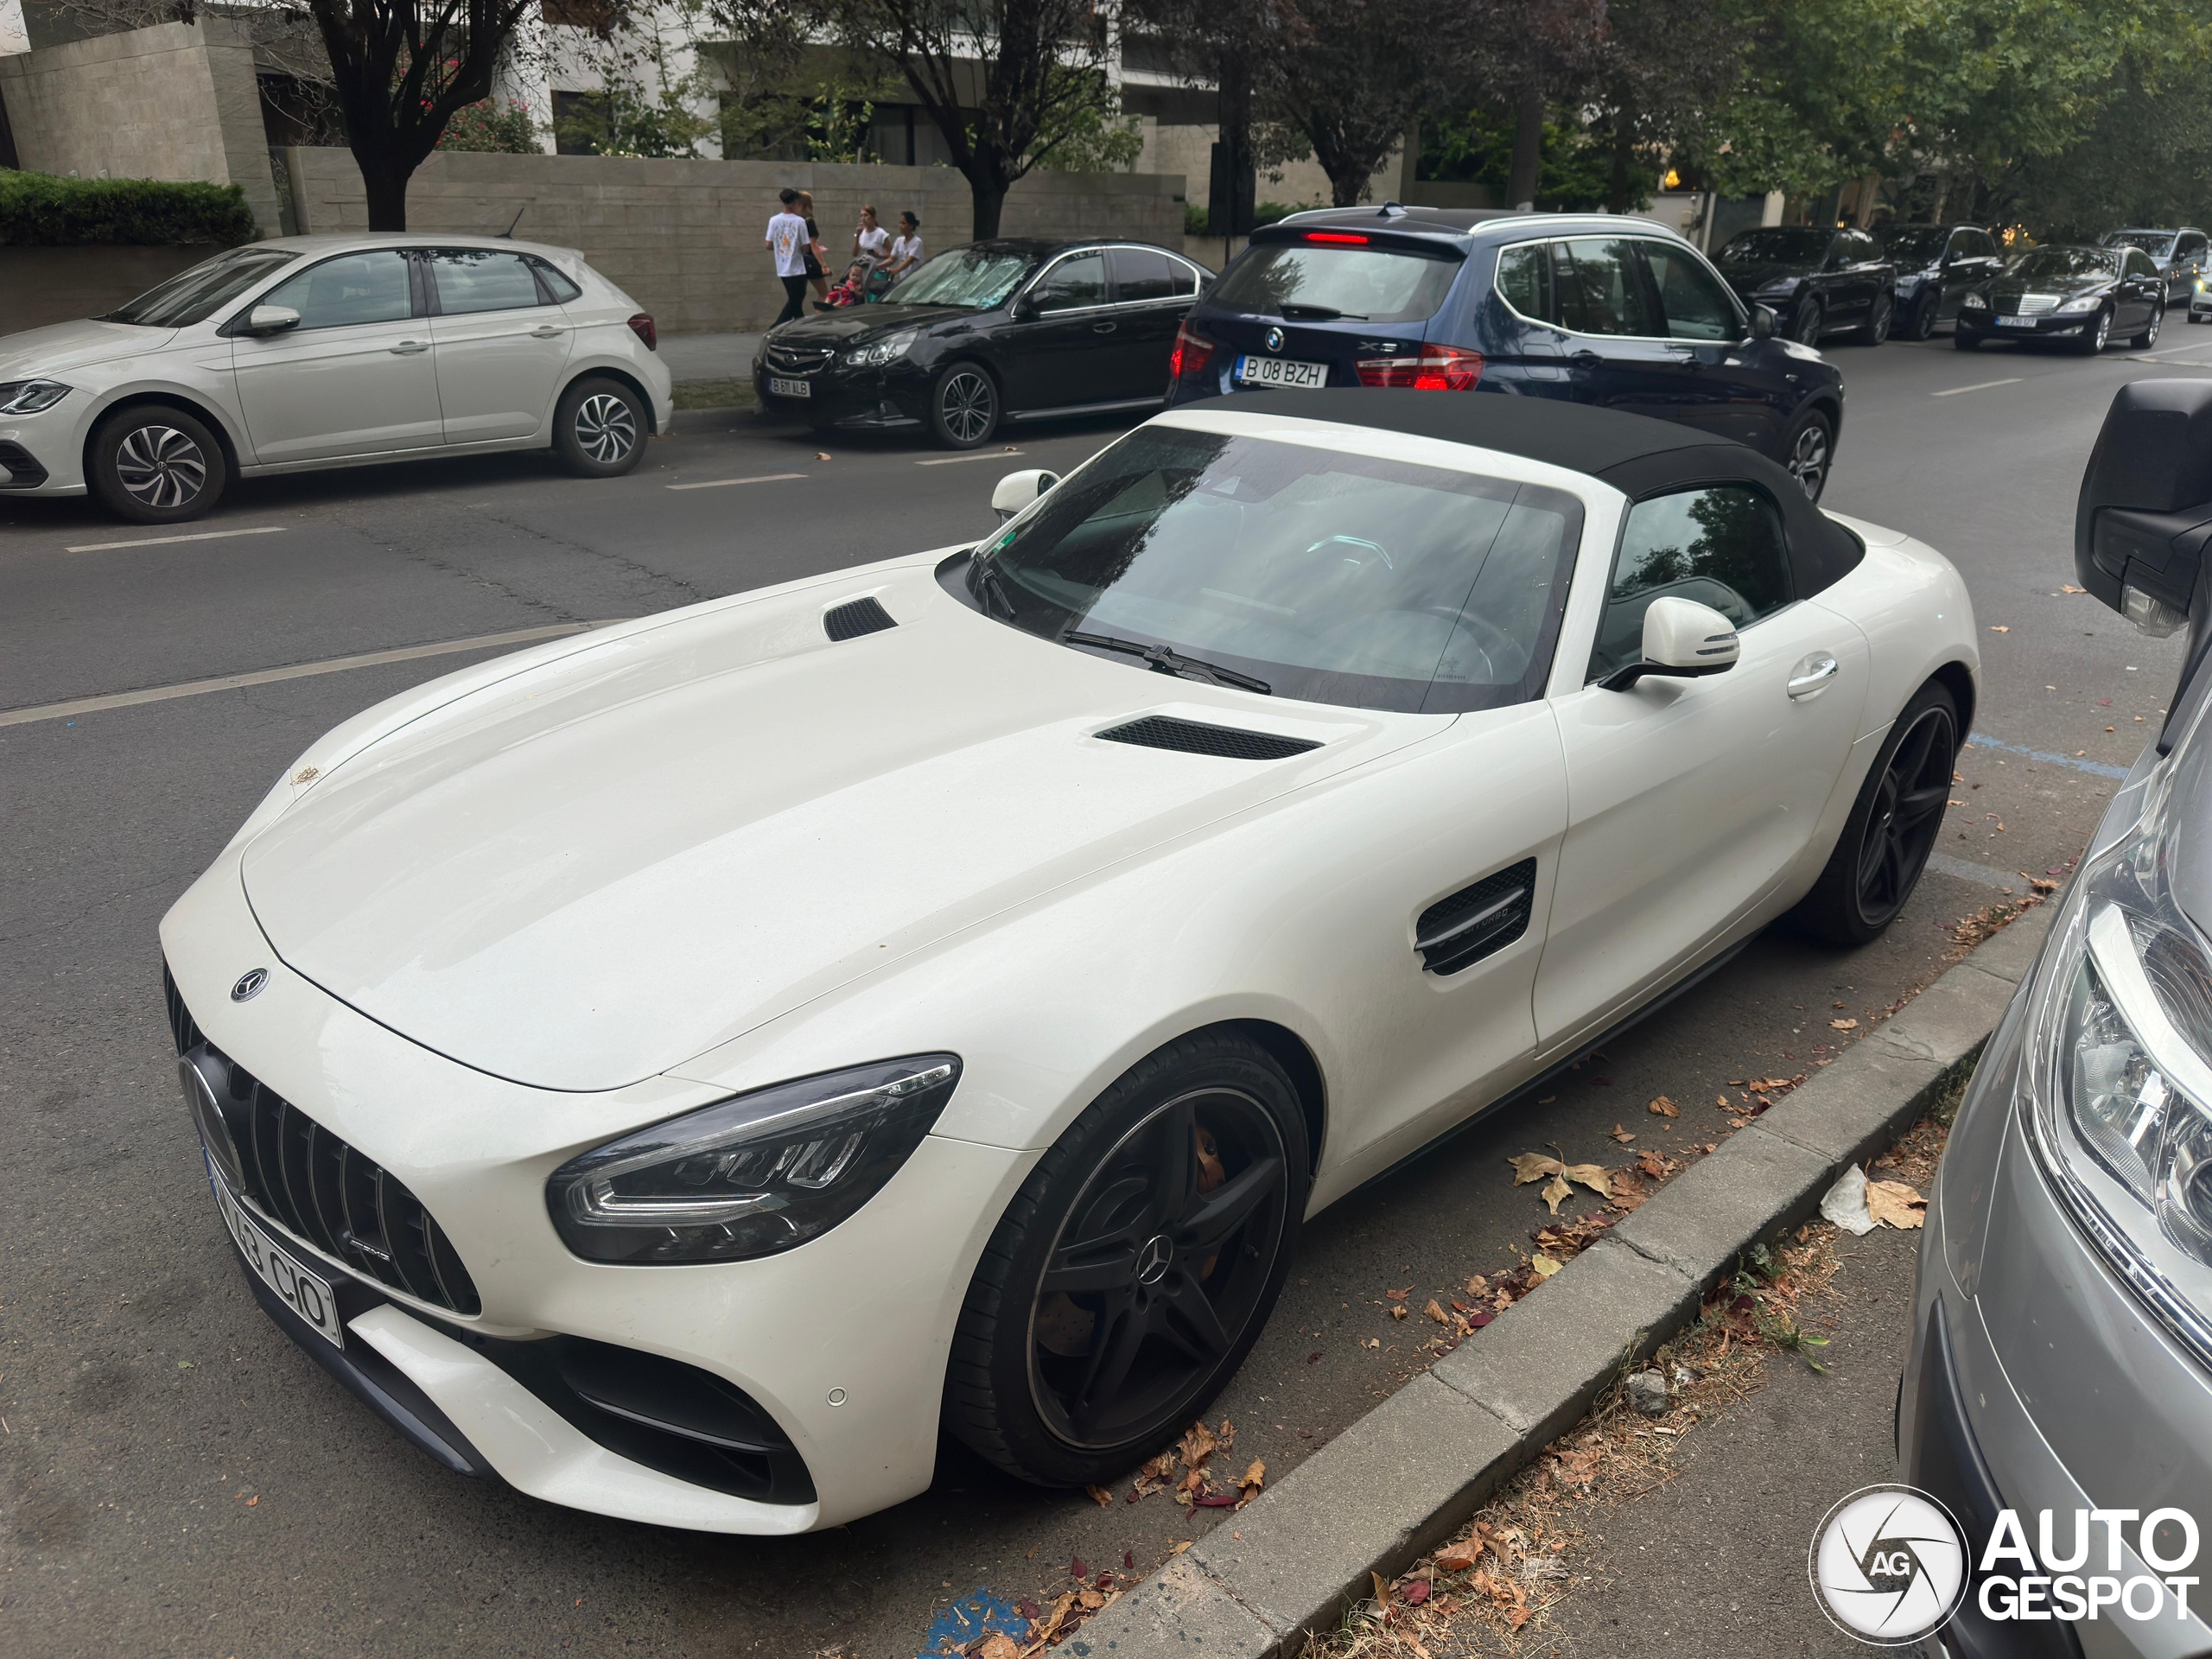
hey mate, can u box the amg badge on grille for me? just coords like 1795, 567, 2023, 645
231, 969, 268, 1002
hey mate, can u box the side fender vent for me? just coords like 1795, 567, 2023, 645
1415, 858, 1536, 976
1096, 715, 1322, 760
823, 596, 896, 641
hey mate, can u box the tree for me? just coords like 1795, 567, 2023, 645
311, 0, 538, 228
1584, 0, 1741, 211
1266, 0, 1440, 206
1121, 0, 1302, 238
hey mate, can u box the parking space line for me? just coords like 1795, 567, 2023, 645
0, 620, 627, 730
1931, 378, 2022, 397
1965, 733, 2131, 780
664, 472, 808, 492
62, 525, 287, 554
1927, 852, 2031, 891
916, 450, 1025, 466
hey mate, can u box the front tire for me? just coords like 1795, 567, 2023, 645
2133, 303, 2164, 350
1793, 681, 1958, 946
1793, 300, 1826, 346
554, 376, 646, 477
929, 361, 999, 449
1782, 406, 1834, 502
2075, 308, 2113, 355
89, 403, 227, 523
944, 1031, 1308, 1487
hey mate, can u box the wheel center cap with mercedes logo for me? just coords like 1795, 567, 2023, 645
1264, 327, 1285, 353
1135, 1234, 1173, 1284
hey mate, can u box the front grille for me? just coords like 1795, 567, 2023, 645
0, 442, 48, 488
1096, 715, 1322, 760
2001, 293, 2060, 316
167, 968, 481, 1316
823, 594, 896, 640
1414, 858, 1537, 976
765, 343, 834, 376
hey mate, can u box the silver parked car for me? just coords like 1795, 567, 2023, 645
1904, 379, 2212, 1656
0, 234, 673, 523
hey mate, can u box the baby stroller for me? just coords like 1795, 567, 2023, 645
820, 258, 898, 308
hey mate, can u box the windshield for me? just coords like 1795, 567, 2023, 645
1206, 242, 1461, 323
2009, 246, 2118, 283
99, 247, 299, 327
1716, 228, 1834, 266
883, 246, 1036, 309
966, 426, 1582, 713
2105, 231, 2177, 258
1877, 226, 1951, 264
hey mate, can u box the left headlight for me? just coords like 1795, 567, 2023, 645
2021, 738, 2212, 1362
547, 1054, 961, 1264
844, 329, 919, 368
2057, 292, 2106, 314
0, 378, 72, 416
1961, 291, 1988, 310
1756, 277, 1800, 298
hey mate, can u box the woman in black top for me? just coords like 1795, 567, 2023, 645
795, 190, 830, 308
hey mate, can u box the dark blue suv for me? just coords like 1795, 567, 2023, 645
1165, 205, 1847, 500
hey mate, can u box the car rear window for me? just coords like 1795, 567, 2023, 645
965, 425, 1582, 714
1207, 242, 1460, 325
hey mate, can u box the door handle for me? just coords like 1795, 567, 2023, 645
1570, 350, 1602, 370
1787, 653, 1840, 698
391, 340, 429, 354
1090, 321, 1117, 334
530, 325, 566, 338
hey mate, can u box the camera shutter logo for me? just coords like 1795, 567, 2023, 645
1809, 1484, 1969, 1644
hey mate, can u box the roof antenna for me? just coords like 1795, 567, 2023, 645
1377, 200, 1408, 218
496, 206, 526, 238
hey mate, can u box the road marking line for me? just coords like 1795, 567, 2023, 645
664, 472, 807, 492
62, 525, 288, 554
1931, 378, 2022, 397
916, 449, 1025, 466
1964, 733, 2131, 780
1927, 852, 2032, 891
2126, 337, 2212, 359
0, 620, 628, 730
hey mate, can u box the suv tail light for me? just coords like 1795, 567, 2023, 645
1170, 321, 1215, 381
627, 313, 658, 351
1356, 344, 1482, 391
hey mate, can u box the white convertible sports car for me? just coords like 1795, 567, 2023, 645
161, 391, 1976, 1534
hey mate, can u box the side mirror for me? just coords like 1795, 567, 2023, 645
1750, 304, 1776, 340
1599, 597, 1741, 690
1009, 295, 1039, 321
245, 304, 300, 335
991, 467, 1060, 523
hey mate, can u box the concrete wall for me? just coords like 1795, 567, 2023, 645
282, 147, 1189, 334
0, 19, 282, 233
3, 243, 226, 332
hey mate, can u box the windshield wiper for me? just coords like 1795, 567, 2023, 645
1063, 632, 1272, 695
969, 556, 1019, 620
1277, 303, 1367, 321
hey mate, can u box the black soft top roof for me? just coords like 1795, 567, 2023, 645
1222, 389, 1864, 599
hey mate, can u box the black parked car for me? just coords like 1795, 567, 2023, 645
1712, 225, 1896, 346
1873, 223, 2005, 339
1955, 243, 2166, 353
1163, 205, 1848, 499
2101, 226, 2209, 304
753, 238, 1211, 448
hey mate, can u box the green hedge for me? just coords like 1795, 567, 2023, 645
0, 170, 261, 247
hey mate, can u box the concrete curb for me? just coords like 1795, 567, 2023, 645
1085, 902, 2056, 1657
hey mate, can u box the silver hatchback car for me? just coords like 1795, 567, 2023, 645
0, 233, 673, 523
1905, 379, 2212, 1656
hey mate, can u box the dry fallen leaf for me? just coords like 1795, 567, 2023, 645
1610, 1124, 1636, 1143
813, 450, 833, 461
1830, 1018, 1859, 1031
1240, 1459, 1265, 1491
1989, 624, 2010, 633
1465, 1274, 1488, 1295
1371, 1571, 1391, 1609
976, 1635, 1021, 1659
1560, 1162, 1612, 1198
1433, 1538, 1484, 1572
1077, 1589, 1105, 1611
1169, 1540, 1193, 1554
1510, 1152, 1565, 1185
1637, 1148, 1666, 1179
1390, 1303, 1409, 1320
1648, 1096, 1680, 1118
1541, 1173, 1572, 1215
1530, 1253, 1562, 1280
1423, 1298, 1451, 1325
1085, 1484, 1113, 1508
1179, 1421, 1218, 1468
1866, 1179, 1927, 1230
2063, 583, 2086, 594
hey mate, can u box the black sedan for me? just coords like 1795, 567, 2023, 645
753, 238, 1211, 448
1955, 243, 2166, 353
1713, 225, 1896, 346
1873, 223, 2004, 339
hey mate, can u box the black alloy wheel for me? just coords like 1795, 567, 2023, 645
1795, 681, 1959, 945
2076, 307, 2114, 355
1853, 292, 1894, 346
553, 375, 646, 477
1783, 407, 1834, 501
1906, 291, 1939, 340
944, 1032, 1307, 1486
2133, 302, 2164, 350
90, 403, 228, 524
1793, 299, 1826, 346
930, 361, 1000, 449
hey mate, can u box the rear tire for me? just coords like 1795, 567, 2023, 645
1852, 292, 1894, 345
1905, 293, 1938, 340
553, 376, 646, 477
1793, 681, 1959, 946
89, 403, 227, 524
943, 1031, 1308, 1488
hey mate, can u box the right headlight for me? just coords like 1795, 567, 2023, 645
548, 1054, 961, 1264
2022, 731, 2212, 1363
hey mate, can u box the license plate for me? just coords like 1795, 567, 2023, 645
1997, 315, 2038, 328
1235, 354, 1328, 389
207, 1151, 345, 1348
767, 376, 811, 397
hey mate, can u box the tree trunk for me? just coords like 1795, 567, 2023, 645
1508, 80, 1543, 211
1605, 118, 1635, 213
968, 172, 1008, 239
359, 154, 410, 232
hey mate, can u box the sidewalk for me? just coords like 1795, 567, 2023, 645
659, 331, 761, 384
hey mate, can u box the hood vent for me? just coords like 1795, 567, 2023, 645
1096, 715, 1321, 760
823, 596, 896, 641
1415, 858, 1536, 976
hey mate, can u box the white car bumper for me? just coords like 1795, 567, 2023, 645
160, 847, 1033, 1532
0, 397, 92, 494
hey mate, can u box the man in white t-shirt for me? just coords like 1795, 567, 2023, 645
766, 188, 810, 325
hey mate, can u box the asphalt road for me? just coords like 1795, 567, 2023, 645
3, 327, 2205, 1658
